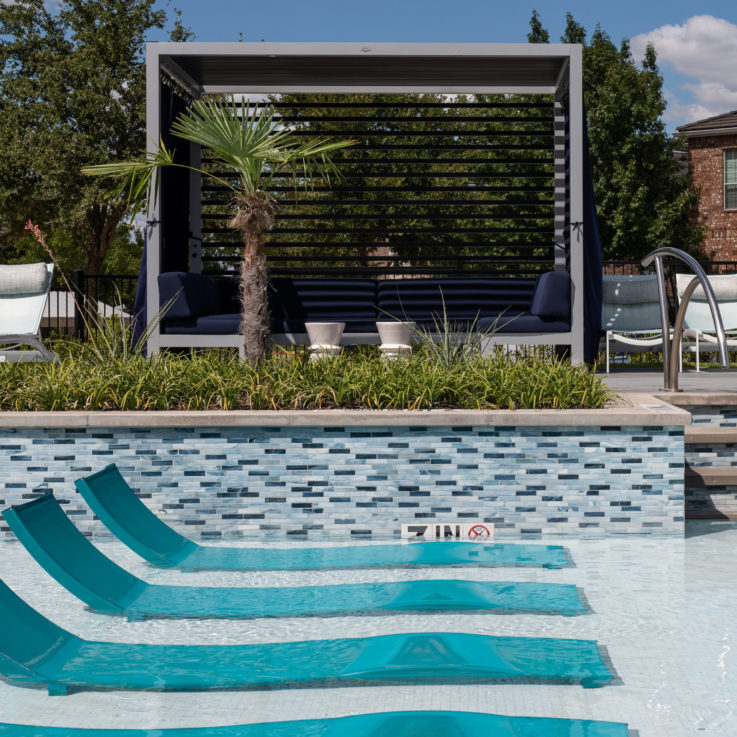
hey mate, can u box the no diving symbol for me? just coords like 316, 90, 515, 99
467, 524, 491, 540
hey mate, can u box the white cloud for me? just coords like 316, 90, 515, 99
631, 15, 737, 124
660, 90, 714, 125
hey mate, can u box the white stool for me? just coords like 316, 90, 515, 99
305, 322, 345, 361
377, 321, 414, 359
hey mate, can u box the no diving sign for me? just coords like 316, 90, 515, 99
401, 522, 494, 541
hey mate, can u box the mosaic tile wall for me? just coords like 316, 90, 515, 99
0, 424, 685, 539
683, 405, 737, 427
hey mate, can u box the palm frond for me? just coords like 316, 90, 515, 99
169, 96, 357, 194
82, 143, 178, 217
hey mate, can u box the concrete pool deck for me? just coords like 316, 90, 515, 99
600, 367, 737, 394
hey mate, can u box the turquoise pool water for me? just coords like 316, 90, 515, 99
0, 525, 735, 736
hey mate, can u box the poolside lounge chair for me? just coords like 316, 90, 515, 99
2, 492, 585, 619
676, 273, 737, 371
0, 573, 613, 694
601, 274, 664, 372
74, 464, 571, 570
0, 263, 56, 362
0, 712, 630, 737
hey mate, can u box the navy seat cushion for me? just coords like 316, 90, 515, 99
159, 272, 220, 319
159, 273, 570, 336
161, 313, 241, 335
529, 271, 571, 320
477, 314, 570, 333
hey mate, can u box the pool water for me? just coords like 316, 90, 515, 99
0, 525, 735, 736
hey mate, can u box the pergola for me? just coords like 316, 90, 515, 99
144, 42, 589, 361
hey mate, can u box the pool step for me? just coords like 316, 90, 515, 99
685, 466, 737, 487
663, 393, 737, 408
682, 422, 737, 520
685, 427, 737, 444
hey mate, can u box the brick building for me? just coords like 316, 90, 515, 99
678, 110, 737, 261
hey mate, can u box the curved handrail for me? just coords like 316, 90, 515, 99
641, 247, 729, 391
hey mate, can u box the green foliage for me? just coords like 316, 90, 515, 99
0, 347, 612, 411
0, 0, 191, 274
527, 10, 550, 43
256, 93, 554, 274
396, 291, 516, 369
529, 11, 703, 261
85, 97, 357, 208
171, 98, 356, 195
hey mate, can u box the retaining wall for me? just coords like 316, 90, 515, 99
0, 395, 689, 539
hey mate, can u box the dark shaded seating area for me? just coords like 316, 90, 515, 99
158, 271, 571, 337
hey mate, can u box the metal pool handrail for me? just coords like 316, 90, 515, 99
641, 247, 729, 392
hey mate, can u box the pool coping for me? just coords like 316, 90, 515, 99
0, 393, 690, 427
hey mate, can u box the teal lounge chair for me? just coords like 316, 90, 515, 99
0, 575, 614, 695
75, 465, 571, 571
0, 711, 629, 737
2, 493, 586, 620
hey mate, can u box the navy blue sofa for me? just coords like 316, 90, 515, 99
158, 271, 570, 337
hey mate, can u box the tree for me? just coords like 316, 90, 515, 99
527, 10, 550, 43
85, 98, 355, 364
528, 11, 702, 260
0, 0, 192, 276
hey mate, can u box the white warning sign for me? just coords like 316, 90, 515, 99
400, 522, 494, 541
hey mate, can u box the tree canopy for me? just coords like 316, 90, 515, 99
0, 0, 191, 276
528, 11, 702, 261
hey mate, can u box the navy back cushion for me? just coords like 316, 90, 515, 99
376, 278, 536, 321
529, 271, 571, 319
158, 272, 220, 319
269, 278, 377, 321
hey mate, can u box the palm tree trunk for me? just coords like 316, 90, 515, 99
239, 230, 270, 364
231, 193, 276, 364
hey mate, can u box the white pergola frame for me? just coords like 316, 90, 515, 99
145, 42, 585, 362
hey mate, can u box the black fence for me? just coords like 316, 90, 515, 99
604, 260, 737, 276
40, 271, 138, 339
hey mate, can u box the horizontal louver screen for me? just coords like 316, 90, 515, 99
201, 95, 559, 278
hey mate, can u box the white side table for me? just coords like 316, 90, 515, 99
305, 322, 345, 361
376, 321, 414, 359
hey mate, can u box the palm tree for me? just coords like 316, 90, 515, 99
84, 96, 355, 363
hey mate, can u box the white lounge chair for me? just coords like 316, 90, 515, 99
676, 273, 737, 371
0, 263, 57, 362
601, 275, 664, 373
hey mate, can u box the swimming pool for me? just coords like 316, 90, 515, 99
0, 525, 734, 736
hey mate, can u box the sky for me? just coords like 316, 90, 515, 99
150, 0, 737, 131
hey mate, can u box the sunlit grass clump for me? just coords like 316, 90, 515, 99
0, 345, 612, 412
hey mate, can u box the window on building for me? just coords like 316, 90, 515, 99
726, 149, 737, 210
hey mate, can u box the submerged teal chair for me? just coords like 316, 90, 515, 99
75, 465, 571, 571
0, 574, 614, 695
2, 493, 586, 620
0, 711, 629, 737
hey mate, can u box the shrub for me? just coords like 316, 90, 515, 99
0, 346, 612, 411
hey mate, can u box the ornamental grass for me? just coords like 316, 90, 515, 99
0, 346, 612, 411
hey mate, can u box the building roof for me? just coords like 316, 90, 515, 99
678, 110, 737, 136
